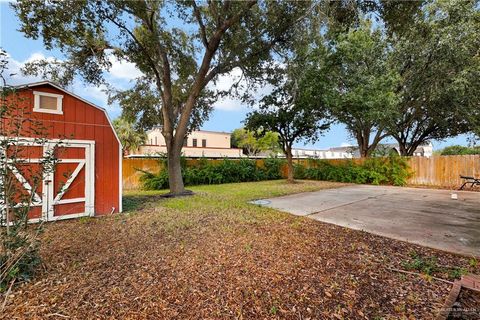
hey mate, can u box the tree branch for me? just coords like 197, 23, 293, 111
174, 1, 257, 147
102, 10, 161, 89
192, 1, 209, 47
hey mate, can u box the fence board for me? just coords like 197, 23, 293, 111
122, 158, 164, 190
122, 155, 480, 190
406, 155, 479, 188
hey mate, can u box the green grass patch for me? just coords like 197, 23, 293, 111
401, 251, 474, 280
122, 180, 343, 234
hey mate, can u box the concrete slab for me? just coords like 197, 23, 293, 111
259, 185, 480, 257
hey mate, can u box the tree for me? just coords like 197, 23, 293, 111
231, 128, 279, 156
13, 0, 315, 195
245, 56, 331, 182
320, 19, 398, 157
385, 0, 480, 156
440, 145, 480, 156
112, 117, 146, 155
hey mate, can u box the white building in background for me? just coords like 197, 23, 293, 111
365, 142, 434, 157
132, 127, 433, 159
134, 128, 243, 158
288, 147, 353, 159
285, 142, 433, 159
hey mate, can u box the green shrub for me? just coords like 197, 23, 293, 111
401, 253, 439, 276
440, 145, 480, 155
262, 158, 285, 180
140, 157, 285, 190
139, 155, 410, 190
0, 233, 42, 291
295, 155, 410, 186
139, 169, 169, 190
293, 163, 307, 179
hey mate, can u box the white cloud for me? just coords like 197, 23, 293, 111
3, 50, 141, 84
213, 96, 245, 112
71, 82, 108, 106
213, 67, 243, 92
209, 68, 245, 111
341, 142, 354, 147
108, 55, 143, 81
209, 67, 274, 112
2, 52, 46, 85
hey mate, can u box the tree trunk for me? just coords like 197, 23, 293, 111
285, 147, 294, 183
165, 139, 186, 195
396, 139, 409, 156
356, 133, 369, 158
405, 144, 418, 156
359, 142, 369, 158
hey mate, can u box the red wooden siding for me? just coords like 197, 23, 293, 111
5, 83, 121, 215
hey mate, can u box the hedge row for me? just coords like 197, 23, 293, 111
139, 158, 284, 190
294, 156, 410, 186
139, 155, 410, 190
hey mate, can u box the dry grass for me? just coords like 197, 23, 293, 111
2, 180, 478, 319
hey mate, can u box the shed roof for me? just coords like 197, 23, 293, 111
14, 81, 122, 147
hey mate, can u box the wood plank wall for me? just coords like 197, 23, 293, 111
406, 155, 480, 188
122, 155, 480, 190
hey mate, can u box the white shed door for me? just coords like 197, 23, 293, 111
45, 142, 95, 221
1, 139, 95, 222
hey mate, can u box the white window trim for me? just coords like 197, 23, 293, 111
33, 91, 64, 115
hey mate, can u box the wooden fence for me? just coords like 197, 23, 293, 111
122, 155, 480, 190
406, 155, 480, 188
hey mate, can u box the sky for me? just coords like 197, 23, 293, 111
0, 2, 471, 150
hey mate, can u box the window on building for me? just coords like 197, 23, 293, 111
202, 139, 207, 147
183, 138, 188, 147
193, 138, 197, 147
33, 91, 63, 115
154, 136, 157, 145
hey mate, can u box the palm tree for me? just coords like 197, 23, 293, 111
112, 117, 147, 155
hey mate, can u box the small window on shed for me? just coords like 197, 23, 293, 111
33, 91, 63, 115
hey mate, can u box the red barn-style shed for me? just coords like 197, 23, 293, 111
4, 81, 122, 221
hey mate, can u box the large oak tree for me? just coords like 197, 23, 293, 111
245, 52, 331, 182
321, 20, 398, 157
13, 0, 316, 195
385, 0, 480, 155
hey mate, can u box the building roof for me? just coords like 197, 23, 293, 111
148, 126, 231, 135
13, 81, 122, 147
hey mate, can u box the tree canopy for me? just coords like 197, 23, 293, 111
245, 50, 331, 181
231, 128, 280, 156
439, 145, 480, 156
112, 117, 147, 155
318, 19, 398, 157
13, 0, 316, 194
385, 0, 480, 155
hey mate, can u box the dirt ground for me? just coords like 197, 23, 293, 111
2, 180, 479, 319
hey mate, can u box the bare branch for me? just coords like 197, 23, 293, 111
101, 11, 162, 88
192, 1, 208, 47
